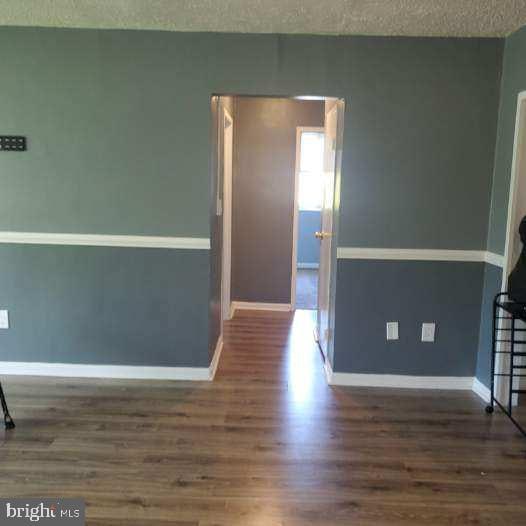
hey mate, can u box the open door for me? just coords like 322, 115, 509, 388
221, 105, 234, 326
316, 99, 344, 359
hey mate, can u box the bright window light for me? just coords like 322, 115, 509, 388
298, 131, 324, 211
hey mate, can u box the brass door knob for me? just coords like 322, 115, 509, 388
315, 231, 331, 240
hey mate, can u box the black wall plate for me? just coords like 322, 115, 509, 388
0, 136, 26, 151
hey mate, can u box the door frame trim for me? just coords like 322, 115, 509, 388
209, 93, 345, 384
221, 105, 234, 328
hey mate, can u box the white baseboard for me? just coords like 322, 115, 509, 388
326, 371, 494, 403
0, 361, 210, 381
472, 377, 491, 402
231, 301, 292, 313
327, 372, 474, 390
0, 337, 223, 381
297, 262, 319, 269
209, 336, 223, 380
0, 357, 495, 400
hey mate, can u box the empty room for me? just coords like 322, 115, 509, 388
1, 1, 526, 525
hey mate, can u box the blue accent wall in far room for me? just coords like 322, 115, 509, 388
298, 210, 320, 266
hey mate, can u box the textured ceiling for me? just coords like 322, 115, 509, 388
0, 0, 525, 37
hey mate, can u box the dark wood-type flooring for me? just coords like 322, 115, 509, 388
1, 309, 526, 525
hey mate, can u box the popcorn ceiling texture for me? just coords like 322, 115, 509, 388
0, 0, 525, 37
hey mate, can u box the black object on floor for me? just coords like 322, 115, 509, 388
0, 381, 15, 430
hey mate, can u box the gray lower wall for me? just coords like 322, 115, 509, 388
298, 210, 321, 265
0, 245, 209, 367
334, 259, 484, 376
475, 263, 503, 387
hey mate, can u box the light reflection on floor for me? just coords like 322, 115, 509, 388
286, 309, 321, 407
280, 309, 334, 499
284, 309, 332, 435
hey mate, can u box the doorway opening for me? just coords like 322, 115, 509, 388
210, 95, 345, 377
293, 126, 324, 310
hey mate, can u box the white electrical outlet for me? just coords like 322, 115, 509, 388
0, 310, 9, 329
386, 322, 399, 340
422, 322, 435, 342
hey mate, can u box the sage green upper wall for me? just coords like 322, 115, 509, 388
0, 27, 502, 247
487, 26, 526, 255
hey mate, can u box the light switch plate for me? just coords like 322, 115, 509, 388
0, 310, 9, 329
386, 322, 399, 340
422, 322, 435, 342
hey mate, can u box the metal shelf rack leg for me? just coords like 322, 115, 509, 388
0, 381, 15, 430
486, 292, 526, 438
485, 296, 497, 414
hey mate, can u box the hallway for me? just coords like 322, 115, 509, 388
1, 310, 526, 525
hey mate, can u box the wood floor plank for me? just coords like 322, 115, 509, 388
1, 309, 525, 525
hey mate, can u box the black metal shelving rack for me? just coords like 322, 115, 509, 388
486, 292, 526, 437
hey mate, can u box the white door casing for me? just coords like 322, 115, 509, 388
221, 105, 234, 326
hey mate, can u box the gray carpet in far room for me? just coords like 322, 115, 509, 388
296, 269, 318, 310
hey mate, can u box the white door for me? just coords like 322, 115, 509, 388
221, 107, 234, 325
317, 99, 343, 359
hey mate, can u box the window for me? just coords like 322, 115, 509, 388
298, 130, 324, 211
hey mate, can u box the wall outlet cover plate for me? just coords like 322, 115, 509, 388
386, 321, 399, 340
0, 310, 9, 329
422, 322, 435, 342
